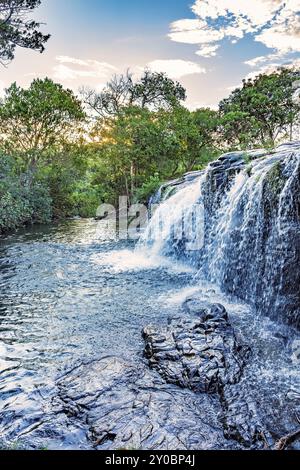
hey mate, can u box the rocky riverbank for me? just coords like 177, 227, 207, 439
1, 292, 299, 451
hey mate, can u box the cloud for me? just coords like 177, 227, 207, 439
169, 19, 224, 45
191, 0, 283, 27
244, 55, 271, 67
146, 59, 206, 79
244, 52, 284, 67
256, 14, 300, 53
196, 44, 220, 57
168, 1, 300, 61
56, 56, 91, 67
245, 57, 300, 80
53, 56, 117, 81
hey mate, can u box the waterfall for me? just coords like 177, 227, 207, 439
138, 172, 206, 261
140, 142, 300, 328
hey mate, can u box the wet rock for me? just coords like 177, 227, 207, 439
143, 303, 248, 394
53, 356, 229, 450
0, 356, 234, 450
220, 380, 269, 448
143, 300, 269, 448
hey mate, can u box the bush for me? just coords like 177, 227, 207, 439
134, 175, 162, 204
0, 155, 52, 234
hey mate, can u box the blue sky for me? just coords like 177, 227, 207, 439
1, 0, 300, 108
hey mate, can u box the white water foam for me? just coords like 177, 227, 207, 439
90, 249, 195, 274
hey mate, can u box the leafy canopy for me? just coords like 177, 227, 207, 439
82, 70, 186, 117
0, 78, 86, 159
0, 0, 50, 64
219, 68, 300, 148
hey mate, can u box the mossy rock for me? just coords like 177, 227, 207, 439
265, 161, 287, 196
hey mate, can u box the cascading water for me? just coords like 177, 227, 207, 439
140, 142, 300, 328
139, 172, 206, 261
0, 145, 299, 450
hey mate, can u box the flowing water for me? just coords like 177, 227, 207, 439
0, 143, 300, 449
0, 219, 299, 449
0, 220, 202, 448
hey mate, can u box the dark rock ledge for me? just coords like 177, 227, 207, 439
0, 295, 276, 450
143, 296, 273, 449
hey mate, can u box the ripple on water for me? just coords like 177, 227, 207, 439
0, 220, 299, 449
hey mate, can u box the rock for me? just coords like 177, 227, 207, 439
220, 380, 269, 448
143, 299, 270, 448
0, 355, 236, 450
53, 356, 229, 450
143, 303, 248, 393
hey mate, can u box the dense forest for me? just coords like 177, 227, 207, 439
1, 68, 299, 234
0, 1, 300, 234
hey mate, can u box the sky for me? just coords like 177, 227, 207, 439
1, 0, 300, 109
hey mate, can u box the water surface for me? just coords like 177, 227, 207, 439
0, 220, 299, 449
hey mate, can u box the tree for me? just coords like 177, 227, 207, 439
0, 78, 86, 167
82, 69, 186, 117
219, 68, 300, 148
90, 105, 219, 204
93, 106, 159, 202
0, 0, 50, 64
169, 107, 220, 173
132, 69, 186, 110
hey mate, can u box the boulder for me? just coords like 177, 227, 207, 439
143, 299, 271, 448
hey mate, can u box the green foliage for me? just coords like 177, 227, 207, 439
134, 174, 162, 204
91, 104, 219, 204
0, 154, 52, 233
219, 68, 300, 148
82, 70, 186, 117
0, 78, 86, 162
245, 165, 253, 177
132, 70, 186, 110
1, 66, 299, 235
0, 0, 50, 64
265, 161, 286, 195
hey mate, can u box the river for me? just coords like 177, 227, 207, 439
0, 219, 299, 449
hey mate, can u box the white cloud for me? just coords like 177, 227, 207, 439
192, 0, 283, 27
245, 55, 270, 67
168, 1, 300, 62
196, 44, 220, 57
169, 19, 224, 45
244, 52, 284, 67
147, 59, 206, 79
53, 56, 117, 81
256, 16, 300, 53
56, 56, 91, 67
244, 57, 300, 80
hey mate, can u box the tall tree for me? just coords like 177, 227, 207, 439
0, 0, 49, 64
90, 105, 219, 204
82, 70, 186, 117
0, 78, 86, 167
219, 68, 300, 148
